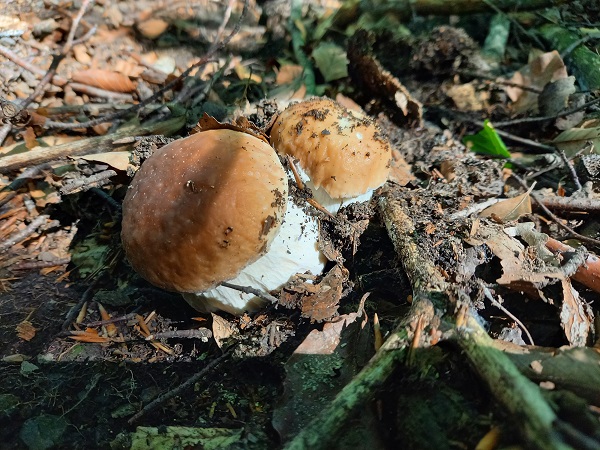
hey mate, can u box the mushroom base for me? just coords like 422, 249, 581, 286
182, 199, 326, 315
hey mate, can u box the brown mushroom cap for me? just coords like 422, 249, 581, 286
269, 97, 391, 199
121, 129, 288, 293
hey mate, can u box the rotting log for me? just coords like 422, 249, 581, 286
285, 190, 573, 450
0, 116, 185, 173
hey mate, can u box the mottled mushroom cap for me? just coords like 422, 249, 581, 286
121, 129, 288, 293
270, 97, 391, 199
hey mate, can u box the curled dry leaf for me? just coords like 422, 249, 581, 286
505, 50, 568, 114
72, 69, 136, 93
192, 113, 268, 143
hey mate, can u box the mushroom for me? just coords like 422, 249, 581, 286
121, 128, 324, 314
270, 97, 392, 213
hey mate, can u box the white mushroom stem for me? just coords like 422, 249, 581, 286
183, 198, 325, 314
292, 162, 378, 214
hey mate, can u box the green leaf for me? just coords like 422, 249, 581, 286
463, 120, 511, 158
311, 42, 349, 82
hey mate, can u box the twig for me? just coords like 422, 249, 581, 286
44, 0, 249, 130
220, 281, 279, 304
0, 214, 49, 252
84, 312, 138, 327
62, 277, 102, 330
0, 123, 11, 146
71, 25, 97, 46
286, 192, 570, 449
0, 116, 185, 173
494, 96, 600, 128
13, 258, 71, 270
0, 44, 67, 84
557, 148, 582, 191
481, 283, 534, 345
127, 351, 229, 424
69, 82, 134, 101
492, 126, 557, 152
19, 0, 94, 110
63, 0, 93, 55
60, 170, 117, 195
537, 195, 600, 213
512, 173, 600, 248
1, 163, 52, 193
455, 310, 569, 450
546, 238, 600, 294
211, 0, 236, 53
457, 70, 543, 93
146, 328, 212, 341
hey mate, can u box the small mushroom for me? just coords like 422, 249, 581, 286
270, 97, 392, 213
121, 128, 324, 314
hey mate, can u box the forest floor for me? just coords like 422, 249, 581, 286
1, 1, 600, 449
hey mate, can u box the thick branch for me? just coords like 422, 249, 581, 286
0, 116, 184, 173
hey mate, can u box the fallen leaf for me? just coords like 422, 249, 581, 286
23, 127, 38, 150
275, 65, 303, 85
211, 313, 237, 348
560, 278, 593, 346
552, 126, 600, 157
505, 50, 568, 114
79, 151, 131, 171
16, 320, 37, 341
446, 82, 489, 111
479, 191, 532, 222
72, 69, 136, 93
73, 45, 91, 65
137, 18, 169, 39
388, 148, 415, 186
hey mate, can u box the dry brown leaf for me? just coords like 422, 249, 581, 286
72, 69, 136, 93
137, 18, 169, 39
275, 65, 303, 85
480, 227, 552, 299
560, 278, 593, 346
192, 113, 268, 143
16, 320, 37, 341
113, 60, 145, 78
23, 127, 38, 150
388, 148, 414, 186
479, 191, 532, 222
505, 50, 568, 114
79, 151, 130, 171
211, 313, 237, 348
295, 312, 361, 355
334, 93, 362, 112
234, 63, 261, 83
73, 45, 91, 65
92, 123, 111, 136
445, 82, 489, 111
300, 265, 347, 322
